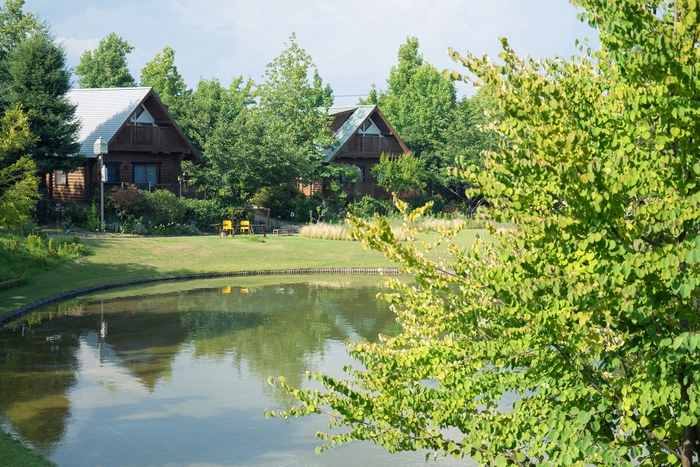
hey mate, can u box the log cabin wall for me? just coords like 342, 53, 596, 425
85, 152, 184, 198
49, 166, 88, 204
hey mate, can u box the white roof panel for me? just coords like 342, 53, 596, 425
322, 105, 376, 162
67, 87, 151, 158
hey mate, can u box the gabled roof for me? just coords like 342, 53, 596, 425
321, 105, 409, 163
66, 87, 201, 163
67, 87, 152, 158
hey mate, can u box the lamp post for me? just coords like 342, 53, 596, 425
93, 136, 108, 230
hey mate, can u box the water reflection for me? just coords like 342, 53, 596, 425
0, 278, 462, 467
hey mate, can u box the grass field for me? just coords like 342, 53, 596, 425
0, 229, 490, 317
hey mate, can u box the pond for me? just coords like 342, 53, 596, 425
0, 276, 469, 467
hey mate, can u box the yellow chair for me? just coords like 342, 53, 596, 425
239, 220, 252, 235
222, 220, 235, 235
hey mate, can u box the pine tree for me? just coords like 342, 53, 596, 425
8, 32, 81, 175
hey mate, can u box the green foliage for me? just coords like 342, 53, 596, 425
249, 184, 321, 223
107, 183, 141, 216
138, 189, 186, 225
140, 45, 187, 108
7, 32, 81, 175
371, 153, 425, 198
362, 37, 456, 158
405, 192, 443, 214
0, 231, 90, 282
0, 0, 44, 97
181, 197, 231, 231
47, 200, 90, 229
347, 195, 393, 219
0, 105, 38, 228
257, 33, 336, 181
203, 106, 307, 200
271, 2, 700, 466
75, 32, 136, 88
429, 89, 500, 198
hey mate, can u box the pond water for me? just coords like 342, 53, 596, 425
0, 276, 468, 467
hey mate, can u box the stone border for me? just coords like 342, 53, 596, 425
0, 268, 403, 326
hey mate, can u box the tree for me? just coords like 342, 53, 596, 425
370, 153, 425, 199
0, 0, 45, 104
257, 32, 336, 183
202, 106, 306, 200
7, 32, 81, 176
430, 88, 500, 201
75, 32, 136, 88
361, 37, 456, 158
0, 104, 38, 227
140, 45, 187, 108
270, 2, 700, 466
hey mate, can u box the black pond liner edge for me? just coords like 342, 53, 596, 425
0, 268, 406, 326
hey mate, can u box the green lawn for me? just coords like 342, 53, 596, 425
0, 230, 490, 317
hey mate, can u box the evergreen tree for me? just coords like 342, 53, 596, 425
0, 0, 44, 104
8, 32, 81, 175
75, 32, 136, 88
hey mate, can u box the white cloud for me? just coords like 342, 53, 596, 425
29, 0, 597, 103
56, 36, 100, 62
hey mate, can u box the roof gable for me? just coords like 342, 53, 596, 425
66, 87, 201, 163
321, 105, 409, 162
67, 87, 152, 158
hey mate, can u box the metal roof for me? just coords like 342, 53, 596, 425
66, 87, 152, 158
322, 105, 376, 162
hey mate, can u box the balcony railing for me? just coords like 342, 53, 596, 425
114, 125, 180, 148
345, 135, 402, 154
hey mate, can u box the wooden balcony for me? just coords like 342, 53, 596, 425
345, 135, 402, 155
112, 125, 186, 152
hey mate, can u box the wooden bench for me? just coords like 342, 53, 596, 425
272, 228, 294, 236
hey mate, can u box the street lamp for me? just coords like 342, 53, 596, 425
93, 136, 108, 230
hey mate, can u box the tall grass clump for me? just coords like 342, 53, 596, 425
0, 232, 92, 284
300, 223, 353, 241
300, 222, 409, 242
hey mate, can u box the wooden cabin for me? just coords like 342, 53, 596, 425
298, 105, 409, 198
47, 87, 201, 204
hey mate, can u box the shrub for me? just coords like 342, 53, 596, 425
250, 185, 322, 223
47, 201, 91, 228
406, 193, 444, 215
347, 196, 394, 219
0, 232, 91, 283
138, 189, 186, 225
107, 184, 141, 216
182, 198, 230, 231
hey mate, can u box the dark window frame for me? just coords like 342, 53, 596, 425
104, 163, 120, 184
132, 162, 160, 185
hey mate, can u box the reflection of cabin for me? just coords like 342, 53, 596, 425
47, 87, 202, 204
297, 105, 409, 198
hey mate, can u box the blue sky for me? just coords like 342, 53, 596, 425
24, 0, 598, 105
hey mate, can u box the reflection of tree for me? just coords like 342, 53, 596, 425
0, 320, 80, 452
0, 280, 396, 450
178, 283, 397, 406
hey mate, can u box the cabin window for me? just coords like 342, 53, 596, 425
55, 170, 67, 186
134, 164, 158, 185
357, 165, 366, 182
104, 163, 119, 184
